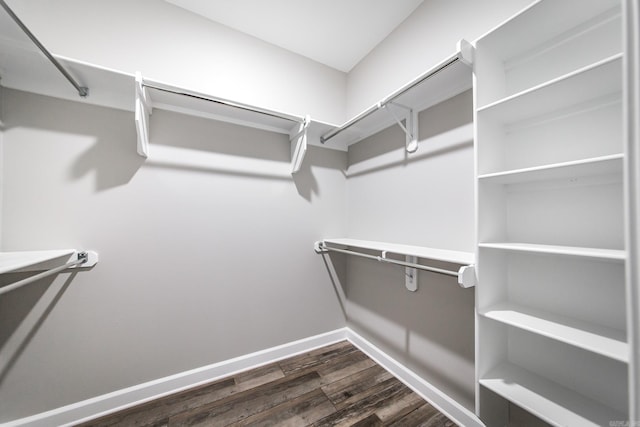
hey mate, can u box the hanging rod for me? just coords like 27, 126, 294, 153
318, 243, 458, 277
320, 55, 460, 145
0, 0, 88, 98
0, 252, 88, 297
141, 82, 304, 125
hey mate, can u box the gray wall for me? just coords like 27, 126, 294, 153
5, 0, 347, 124
0, 89, 347, 421
340, 91, 476, 410
347, 0, 535, 117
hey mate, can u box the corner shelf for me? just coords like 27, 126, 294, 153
480, 362, 625, 427
480, 302, 628, 363
320, 42, 473, 151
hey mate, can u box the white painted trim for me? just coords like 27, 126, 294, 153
2, 329, 347, 427
346, 329, 485, 427
2, 327, 483, 427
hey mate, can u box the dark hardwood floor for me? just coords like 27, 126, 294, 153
77, 341, 457, 426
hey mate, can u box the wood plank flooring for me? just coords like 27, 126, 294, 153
77, 341, 456, 427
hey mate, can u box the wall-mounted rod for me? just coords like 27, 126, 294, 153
0, 0, 88, 97
0, 252, 87, 296
320, 55, 459, 144
319, 244, 458, 277
142, 82, 304, 125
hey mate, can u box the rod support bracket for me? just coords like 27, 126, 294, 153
405, 255, 418, 291
457, 39, 474, 67
457, 265, 476, 288
385, 102, 418, 153
314, 241, 328, 254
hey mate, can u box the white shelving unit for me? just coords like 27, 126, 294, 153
473, 0, 631, 425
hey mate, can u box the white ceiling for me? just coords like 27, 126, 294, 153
165, 0, 424, 72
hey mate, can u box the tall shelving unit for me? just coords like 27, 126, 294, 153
473, 0, 630, 425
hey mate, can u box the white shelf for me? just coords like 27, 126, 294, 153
0, 249, 76, 274
477, 54, 622, 123
478, 154, 623, 184
481, 302, 628, 363
323, 238, 474, 265
479, 242, 625, 262
477, 0, 619, 60
0, 12, 336, 155
480, 362, 625, 427
320, 49, 472, 149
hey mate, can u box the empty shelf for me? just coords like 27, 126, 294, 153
477, 54, 622, 124
479, 243, 625, 262
481, 303, 628, 362
0, 249, 76, 274
323, 238, 474, 265
480, 362, 625, 427
478, 154, 623, 184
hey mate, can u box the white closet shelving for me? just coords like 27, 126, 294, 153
0, 7, 335, 174
473, 0, 629, 425
0, 250, 76, 274
320, 41, 472, 151
316, 238, 476, 289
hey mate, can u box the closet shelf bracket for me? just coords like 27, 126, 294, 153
383, 102, 418, 153
0, 250, 99, 297
135, 72, 151, 158
290, 115, 310, 174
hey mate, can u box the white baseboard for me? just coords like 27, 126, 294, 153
3, 327, 483, 427
3, 329, 348, 427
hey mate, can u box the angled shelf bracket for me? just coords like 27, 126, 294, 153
134, 72, 151, 158
383, 102, 419, 153
290, 115, 310, 174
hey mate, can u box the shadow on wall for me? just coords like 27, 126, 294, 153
347, 90, 474, 178
4, 89, 345, 201
141, 109, 347, 202
3, 90, 144, 192
320, 251, 475, 408
0, 272, 76, 388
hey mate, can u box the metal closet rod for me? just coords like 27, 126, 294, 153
320, 244, 459, 277
142, 83, 304, 125
320, 55, 460, 144
0, 0, 88, 97
0, 252, 88, 297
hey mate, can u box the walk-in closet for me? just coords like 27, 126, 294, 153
0, 0, 638, 426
